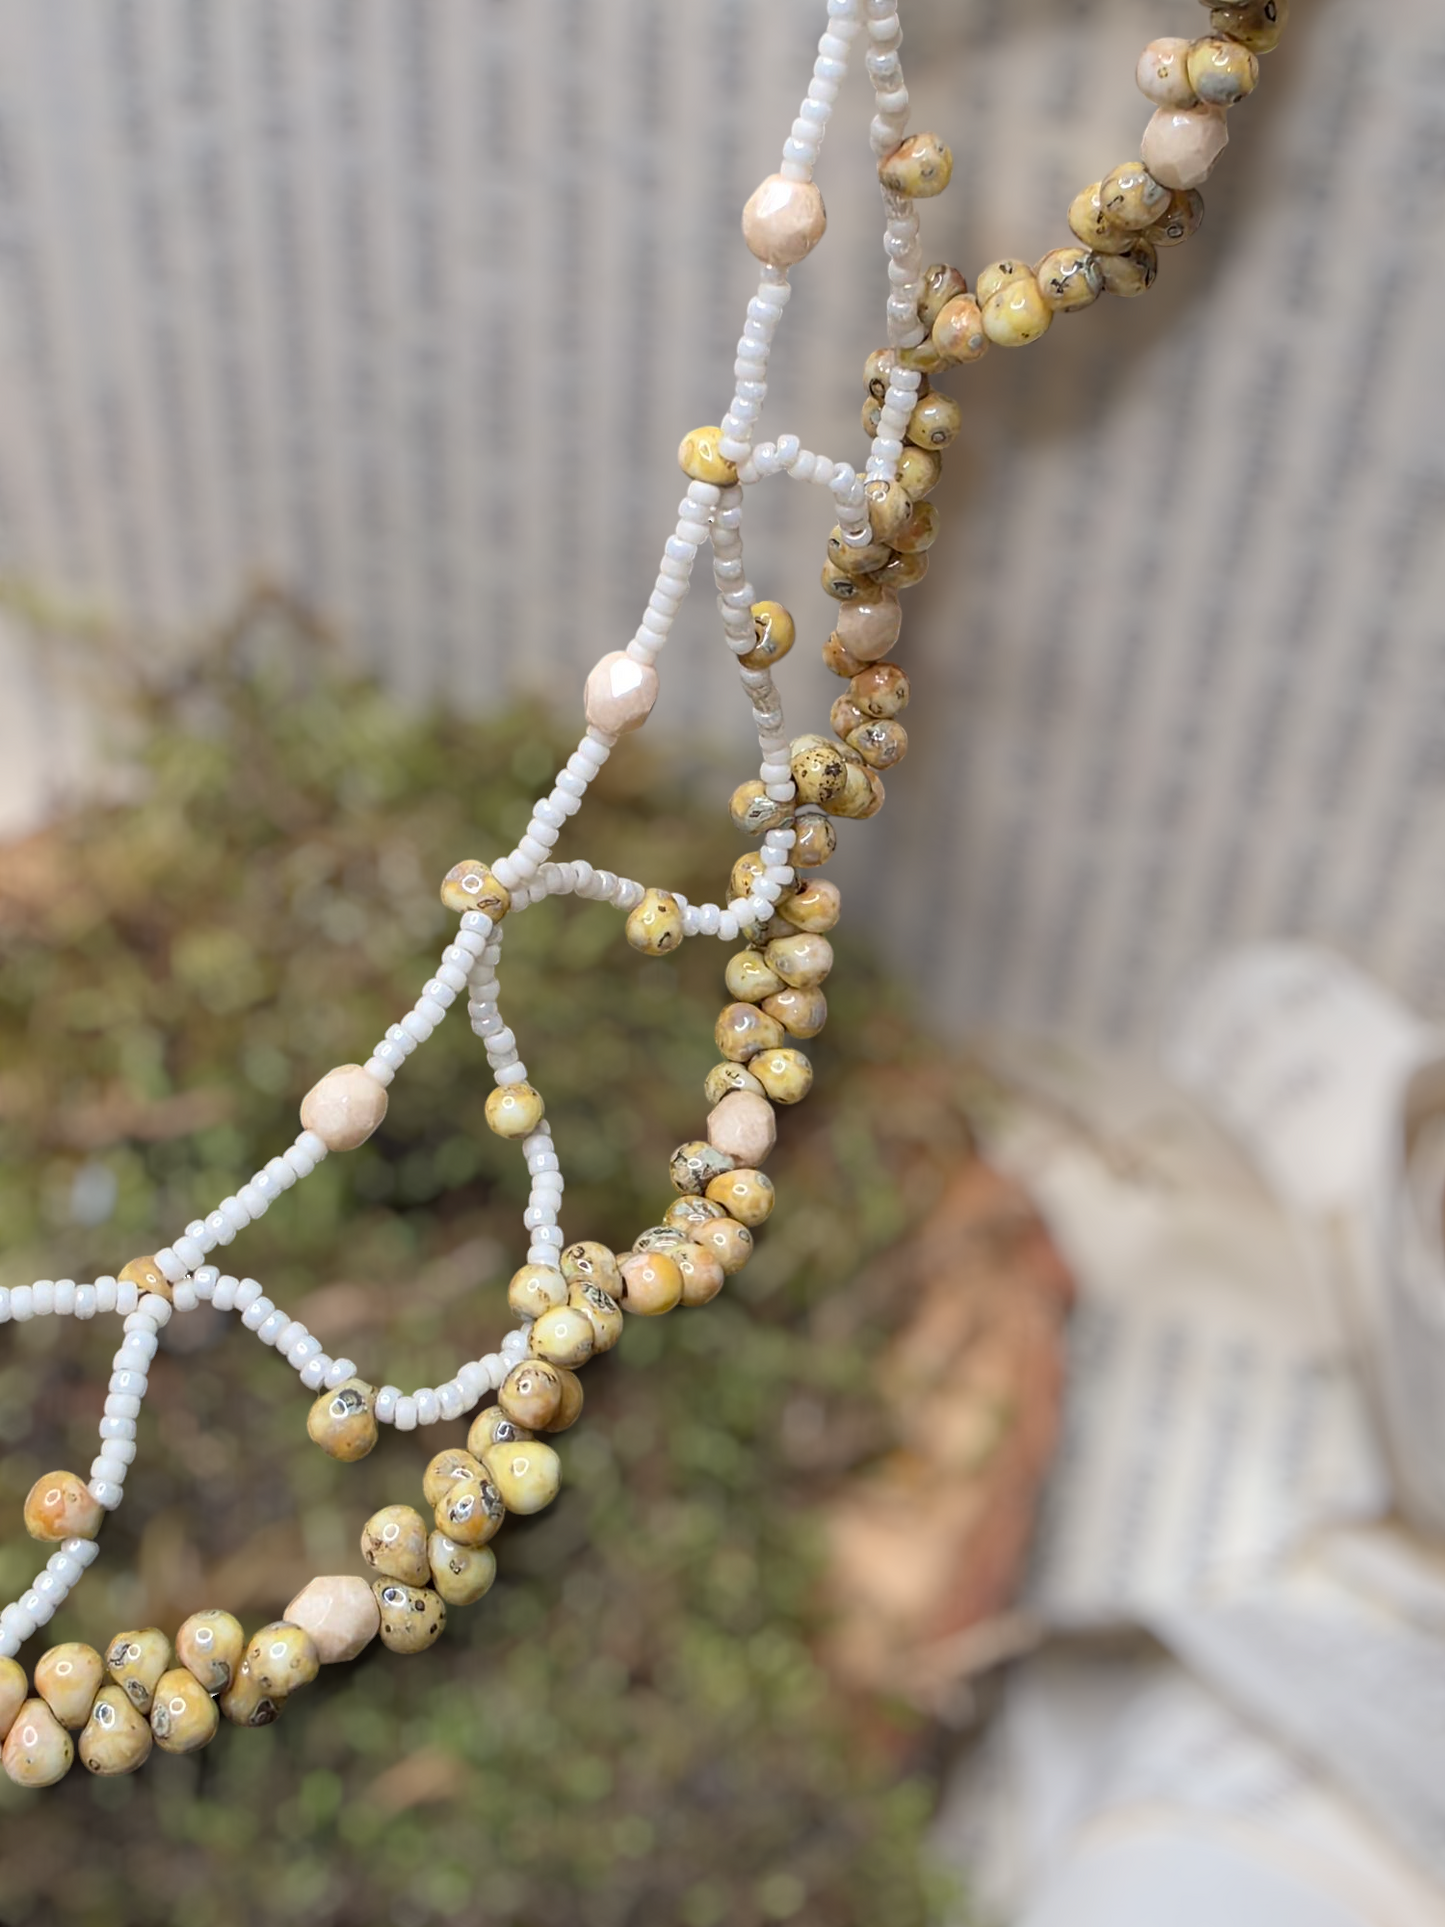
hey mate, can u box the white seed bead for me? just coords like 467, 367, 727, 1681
375, 1386, 400, 1425
89, 1480, 124, 1511
325, 1357, 357, 1389
299, 1353, 331, 1390
233, 1278, 262, 1311
414, 1389, 440, 1427
256, 1310, 288, 1345
99, 1416, 136, 1440
241, 1296, 275, 1331
394, 1397, 418, 1432
211, 1276, 239, 1311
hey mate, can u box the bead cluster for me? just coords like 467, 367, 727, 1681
0, 0, 1284, 1786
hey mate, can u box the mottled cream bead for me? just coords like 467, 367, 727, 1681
584, 650, 660, 736
665, 1195, 727, 1236
762, 985, 828, 1040
1147, 187, 1205, 247
669, 1139, 737, 1194
827, 526, 892, 579
864, 347, 929, 402
282, 1577, 379, 1665
528, 1304, 596, 1370
560, 1241, 622, 1294
916, 263, 968, 331
175, 1611, 245, 1695
791, 811, 837, 869
360, 1504, 431, 1585
705, 1168, 776, 1228
741, 173, 826, 267
860, 396, 884, 440
835, 590, 902, 663
245, 1623, 319, 1697
498, 1360, 565, 1431
1209, 0, 1286, 55
568, 1279, 625, 1352
422, 1447, 485, 1509
729, 778, 791, 837
634, 1222, 690, 1256
546, 1367, 585, 1434
218, 1663, 284, 1727
693, 1216, 754, 1275
1141, 103, 1229, 191
848, 718, 909, 768
467, 1405, 534, 1457
828, 761, 884, 820
790, 741, 850, 807
1099, 160, 1171, 231
982, 275, 1053, 348
434, 1472, 506, 1547
35, 1644, 104, 1730
1067, 183, 1135, 256
485, 1081, 545, 1140
673, 1242, 727, 1308
1187, 33, 1259, 104
706, 1089, 778, 1164
821, 556, 881, 602
440, 860, 511, 921
1136, 36, 1197, 107
105, 1629, 171, 1714
306, 1376, 379, 1462
626, 887, 685, 957
892, 501, 939, 555
830, 694, 865, 742
118, 1254, 170, 1303
974, 258, 1032, 306
704, 1063, 764, 1109
3, 1699, 72, 1787
725, 950, 785, 1003
150, 1668, 220, 1754
508, 1262, 568, 1320
763, 932, 834, 988
895, 449, 941, 505
714, 1003, 786, 1063
905, 392, 962, 450
0, 1657, 27, 1740
932, 293, 988, 364
730, 851, 767, 901
300, 1062, 388, 1152
863, 478, 912, 544
79, 1685, 153, 1774
428, 1532, 497, 1608
879, 131, 953, 197
1035, 246, 1105, 312
676, 425, 739, 486
876, 549, 929, 594
618, 1250, 684, 1316
481, 1440, 562, 1515
778, 880, 840, 933
821, 632, 866, 678
1096, 236, 1159, 297
897, 336, 947, 375
740, 601, 795, 671
24, 1470, 102, 1543
373, 1581, 447, 1655
750, 1047, 814, 1106
849, 663, 909, 718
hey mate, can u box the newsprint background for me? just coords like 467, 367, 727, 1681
0, 0, 1440, 1049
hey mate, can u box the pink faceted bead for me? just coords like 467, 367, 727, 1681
706, 1090, 777, 1166
300, 1064, 388, 1152
741, 174, 827, 268
584, 651, 659, 735
1140, 104, 1229, 192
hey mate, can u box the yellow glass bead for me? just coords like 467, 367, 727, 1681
1067, 182, 1135, 256
439, 859, 511, 920
24, 1470, 102, 1543
560, 1241, 622, 1294
306, 1376, 379, 1462
1099, 160, 1171, 231
34, 1643, 105, 1730
693, 1216, 754, 1275
1187, 33, 1259, 103
219, 1663, 285, 1728
715, 1003, 787, 1063
751, 1047, 814, 1106
705, 1168, 776, 1228
975, 258, 1032, 306
360, 1504, 431, 1585
740, 601, 795, 671
849, 663, 910, 718
498, 1360, 565, 1431
176, 1609, 246, 1694
677, 426, 738, 486
764, 933, 834, 988
485, 1082, 545, 1139
1146, 187, 1205, 248
791, 811, 837, 869
878, 132, 953, 198
1208, 0, 1286, 55
729, 778, 792, 837
892, 501, 939, 555
104, 1629, 171, 1714
528, 1304, 596, 1370
1097, 237, 1158, 297
618, 1251, 684, 1316
79, 1685, 153, 1774
827, 525, 893, 577
917, 263, 968, 331
373, 1581, 447, 1655
428, 1532, 497, 1608
673, 1242, 727, 1308
932, 293, 988, 364
761, 985, 828, 1040
863, 478, 912, 543
2, 1699, 72, 1788
625, 887, 685, 956
150, 1667, 220, 1754
982, 275, 1053, 348
467, 1405, 534, 1457
905, 392, 962, 450
508, 1262, 569, 1320
741, 173, 827, 267
422, 1447, 485, 1510
726, 950, 786, 1003
117, 1255, 170, 1304
480, 1440, 563, 1515
568, 1279, 625, 1352
778, 880, 840, 933
896, 445, 943, 500
434, 1473, 506, 1548
1035, 247, 1105, 312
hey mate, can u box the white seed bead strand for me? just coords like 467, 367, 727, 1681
779, 0, 860, 181
865, 363, 924, 484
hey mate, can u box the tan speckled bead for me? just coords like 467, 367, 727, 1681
618, 1250, 684, 1316
176, 1603, 246, 1695
750, 1047, 814, 1106
821, 632, 866, 678
849, 663, 910, 718
764, 932, 834, 988
673, 1242, 727, 1308
440, 860, 511, 920
434, 1473, 506, 1548
715, 1003, 786, 1063
677, 425, 739, 486
665, 1195, 727, 1236
584, 650, 660, 736
982, 275, 1053, 348
975, 259, 1032, 306
821, 556, 881, 601
422, 1447, 485, 1509
670, 1139, 737, 1194
625, 887, 684, 956
568, 1280, 625, 1352
360, 1504, 431, 1585
742, 173, 826, 267
34, 1644, 104, 1730
706, 1089, 778, 1165
778, 880, 840, 933
876, 549, 929, 594
1036, 247, 1105, 312
300, 1062, 387, 1152
508, 1262, 568, 1321
218, 1664, 284, 1728
827, 761, 883, 820
105, 1629, 170, 1714
1141, 103, 1229, 190
498, 1360, 565, 1431
428, 1532, 497, 1608
150, 1668, 220, 1754
740, 601, 794, 671
1209, 0, 1286, 55
245, 1624, 319, 1698
790, 741, 850, 806
485, 1082, 545, 1140
1099, 160, 1171, 231
725, 950, 785, 1004
892, 501, 939, 555
374, 1581, 447, 1655
1067, 183, 1135, 256
860, 482, 910, 550
830, 694, 865, 742
481, 1440, 562, 1516
848, 719, 909, 769
24, 1470, 102, 1543
1097, 236, 1159, 297
1187, 33, 1259, 104
791, 811, 837, 869
827, 526, 892, 578
3, 1699, 72, 1787
118, 1255, 171, 1303
633, 1221, 688, 1255
560, 1241, 622, 1295
79, 1686, 153, 1774
762, 985, 828, 1040
705, 1168, 776, 1228
905, 392, 961, 450
282, 1577, 379, 1665
730, 851, 766, 901
932, 293, 988, 364
1136, 36, 1196, 107
729, 778, 792, 837
835, 590, 902, 663
0, 1658, 27, 1740
529, 1304, 596, 1370
694, 1216, 754, 1275
896, 445, 943, 500
916, 263, 968, 330
861, 396, 884, 440
306, 1376, 379, 1462
546, 1367, 585, 1434
864, 347, 930, 402
467, 1406, 534, 1457
879, 131, 953, 197
1147, 187, 1205, 247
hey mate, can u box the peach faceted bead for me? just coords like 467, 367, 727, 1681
584, 650, 659, 736
1141, 103, 1229, 191
706, 1089, 778, 1165
3, 1699, 72, 1787
284, 1576, 381, 1664
742, 173, 827, 267
834, 591, 902, 664
300, 1063, 388, 1152
24, 1471, 102, 1543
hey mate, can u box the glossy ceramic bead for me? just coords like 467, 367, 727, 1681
677, 425, 739, 486
705, 1168, 776, 1228
306, 1377, 379, 1462
79, 1686, 153, 1774
498, 1360, 566, 1431
34, 1644, 104, 1730
301, 1063, 388, 1152
714, 1004, 786, 1063
892, 501, 939, 555
118, 1255, 170, 1303
508, 1263, 568, 1320
422, 1447, 486, 1509
827, 525, 892, 578
626, 1225, 687, 1257
568, 1280, 625, 1353
821, 633, 864, 679
742, 174, 827, 267
875, 549, 929, 593
750, 1047, 814, 1106
863, 478, 912, 544
360, 1505, 431, 1586
528, 1305, 596, 1370
916, 263, 968, 331
1209, 0, 1286, 54
762, 985, 828, 1040
820, 557, 880, 602
584, 650, 660, 735
693, 1217, 754, 1275
546, 1368, 585, 1434
791, 812, 837, 869
896, 445, 943, 500
931, 293, 988, 364
3, 1699, 72, 1787
1187, 33, 1259, 103
706, 1090, 778, 1165
1099, 160, 1171, 231
665, 1195, 727, 1235
1146, 187, 1206, 247
790, 741, 850, 806
826, 761, 883, 820
1035, 247, 1105, 312
218, 1664, 284, 1727
1141, 104, 1229, 190
726, 950, 785, 1003
625, 888, 685, 956
729, 851, 767, 901
848, 718, 909, 768
560, 1242, 622, 1295
440, 860, 511, 920
1097, 237, 1159, 297
830, 694, 865, 742
428, 1532, 497, 1608
982, 276, 1053, 348
480, 1440, 562, 1515
673, 1242, 727, 1308
175, 1603, 246, 1695
835, 591, 902, 663
975, 259, 1032, 306
373, 1581, 447, 1655
864, 347, 929, 402
105, 1629, 171, 1713
618, 1251, 684, 1316
849, 663, 910, 718
741, 601, 795, 671
905, 393, 961, 450
485, 1082, 545, 1139
0, 1658, 27, 1740
729, 779, 791, 837
434, 1473, 506, 1547
764, 933, 834, 988
860, 396, 884, 440
1067, 183, 1135, 255
282, 1578, 379, 1665
243, 1624, 319, 1699
150, 1667, 220, 1754
24, 1471, 102, 1543
1136, 36, 1196, 107
879, 131, 953, 197
777, 880, 840, 932
467, 1406, 535, 1457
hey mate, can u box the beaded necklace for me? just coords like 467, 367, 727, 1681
0, 0, 1286, 1786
